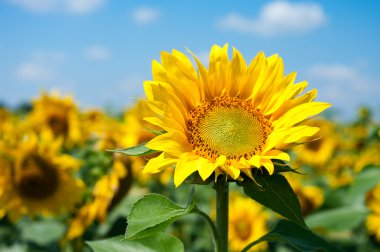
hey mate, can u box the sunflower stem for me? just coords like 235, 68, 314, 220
215, 176, 229, 252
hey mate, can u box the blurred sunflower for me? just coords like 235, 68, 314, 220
123, 100, 173, 185
293, 119, 337, 168
28, 91, 82, 146
86, 101, 168, 185
285, 174, 323, 216
142, 44, 330, 186
0, 107, 11, 130
354, 143, 380, 173
325, 155, 355, 188
0, 133, 84, 220
0, 108, 22, 146
228, 192, 269, 251
67, 155, 132, 239
366, 183, 380, 241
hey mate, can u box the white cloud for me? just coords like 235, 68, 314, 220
309, 64, 365, 91
8, 0, 57, 12
307, 63, 379, 107
15, 51, 67, 82
85, 46, 111, 60
7, 0, 104, 14
17, 62, 53, 81
218, 1, 326, 36
131, 7, 160, 25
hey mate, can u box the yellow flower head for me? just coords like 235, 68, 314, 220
228, 193, 269, 251
285, 174, 324, 216
354, 143, 380, 173
28, 91, 82, 146
67, 155, 132, 239
366, 183, 380, 241
124, 100, 172, 185
143, 44, 330, 186
293, 119, 337, 167
0, 132, 84, 220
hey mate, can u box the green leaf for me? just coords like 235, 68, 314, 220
324, 166, 380, 207
126, 194, 195, 240
107, 142, 159, 156
305, 206, 368, 231
242, 219, 341, 252
239, 174, 306, 227
20, 219, 65, 246
87, 233, 184, 252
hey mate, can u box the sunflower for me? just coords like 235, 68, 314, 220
285, 174, 323, 216
366, 183, 380, 241
354, 143, 380, 173
0, 107, 11, 131
28, 91, 82, 146
293, 119, 337, 168
124, 100, 175, 185
325, 154, 355, 188
142, 44, 330, 186
0, 133, 84, 220
228, 192, 269, 251
66, 155, 132, 239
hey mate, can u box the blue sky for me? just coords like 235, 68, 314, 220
1, 0, 379, 119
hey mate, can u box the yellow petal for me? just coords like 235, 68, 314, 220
284, 126, 320, 143
198, 159, 216, 181
222, 165, 240, 179
248, 155, 261, 168
240, 51, 266, 100
274, 102, 331, 128
262, 150, 290, 161
143, 81, 188, 125
143, 116, 185, 133
174, 153, 200, 187
144, 153, 177, 174
208, 44, 229, 97
146, 132, 191, 157
272, 89, 317, 120
261, 159, 274, 174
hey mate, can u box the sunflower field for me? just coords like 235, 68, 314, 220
1, 45, 380, 252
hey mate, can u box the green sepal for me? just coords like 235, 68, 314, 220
107, 142, 159, 156
146, 128, 167, 136
273, 160, 303, 174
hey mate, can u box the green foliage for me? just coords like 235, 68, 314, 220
306, 206, 368, 231
20, 219, 65, 246
242, 219, 341, 252
239, 174, 306, 227
125, 194, 195, 240
324, 166, 380, 207
87, 233, 184, 252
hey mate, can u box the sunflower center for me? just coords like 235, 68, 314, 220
305, 139, 322, 151
47, 114, 69, 136
235, 220, 252, 241
187, 96, 272, 161
16, 154, 59, 200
